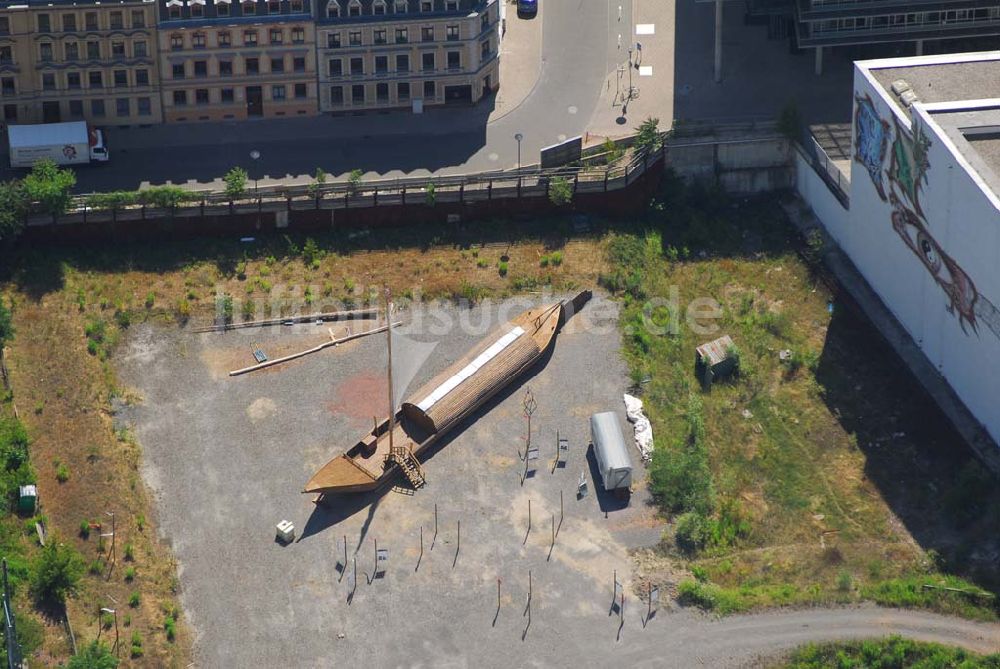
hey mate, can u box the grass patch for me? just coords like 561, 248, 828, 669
779, 635, 1000, 668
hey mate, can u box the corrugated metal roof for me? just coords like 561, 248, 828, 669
590, 412, 631, 471
696, 334, 735, 367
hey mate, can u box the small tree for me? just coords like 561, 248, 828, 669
548, 176, 573, 207
425, 182, 436, 206
306, 167, 327, 199
223, 167, 249, 201
30, 541, 84, 605
347, 169, 363, 196
22, 159, 76, 217
0, 180, 28, 243
634, 117, 663, 153
67, 640, 119, 669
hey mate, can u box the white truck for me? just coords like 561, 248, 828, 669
7, 121, 109, 168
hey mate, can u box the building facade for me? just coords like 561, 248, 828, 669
315, 0, 499, 114
156, 0, 317, 122
0, 0, 162, 126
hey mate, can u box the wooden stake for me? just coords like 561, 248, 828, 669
385, 288, 395, 451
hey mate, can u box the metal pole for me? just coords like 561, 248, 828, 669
713, 0, 723, 83
385, 288, 395, 452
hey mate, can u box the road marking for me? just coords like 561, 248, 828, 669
639, 66, 653, 76
636, 23, 655, 35
567, 106, 578, 115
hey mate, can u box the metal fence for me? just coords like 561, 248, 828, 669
806, 135, 850, 207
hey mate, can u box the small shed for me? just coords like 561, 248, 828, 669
18, 485, 37, 514
589, 412, 633, 496
695, 334, 737, 389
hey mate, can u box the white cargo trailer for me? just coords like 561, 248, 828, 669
7, 121, 109, 168
589, 412, 633, 496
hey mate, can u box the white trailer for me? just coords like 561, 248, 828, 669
590, 412, 633, 496
7, 121, 109, 168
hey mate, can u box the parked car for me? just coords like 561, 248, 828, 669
517, 0, 538, 17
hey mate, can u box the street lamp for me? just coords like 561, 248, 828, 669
249, 149, 261, 195
514, 133, 523, 172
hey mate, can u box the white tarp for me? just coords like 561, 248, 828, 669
623, 394, 653, 462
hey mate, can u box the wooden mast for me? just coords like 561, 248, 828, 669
385, 286, 395, 452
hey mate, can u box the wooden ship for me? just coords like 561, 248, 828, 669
303, 290, 592, 497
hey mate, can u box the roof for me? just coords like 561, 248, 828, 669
8, 121, 87, 148
590, 412, 631, 472
696, 334, 735, 367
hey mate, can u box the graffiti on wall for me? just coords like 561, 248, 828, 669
855, 94, 1000, 340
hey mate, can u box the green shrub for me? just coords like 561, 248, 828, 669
79, 520, 91, 539
498, 261, 508, 277
347, 169, 363, 195
124, 543, 135, 561
549, 251, 563, 266
88, 559, 104, 576
137, 185, 193, 209
128, 591, 140, 607
67, 640, 118, 669
837, 569, 853, 592
0, 417, 35, 503
144, 292, 155, 309
0, 298, 13, 349
635, 117, 663, 153
124, 566, 136, 582
548, 176, 573, 207
22, 159, 76, 217
302, 237, 321, 267
164, 616, 177, 642
55, 464, 69, 483
675, 512, 710, 552
785, 636, 1000, 669
223, 166, 248, 200
217, 294, 234, 325
30, 541, 84, 605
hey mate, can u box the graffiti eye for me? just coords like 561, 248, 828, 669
917, 231, 942, 273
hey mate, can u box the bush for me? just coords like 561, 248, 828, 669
675, 512, 710, 552
216, 294, 234, 325
55, 464, 70, 483
124, 566, 136, 582
85, 191, 137, 212
164, 616, 177, 642
347, 169, 363, 195
0, 298, 13, 349
649, 394, 714, 516
548, 176, 573, 207
785, 636, 1000, 669
425, 182, 436, 206
79, 520, 91, 539
137, 185, 192, 209
22, 159, 76, 217
498, 261, 509, 277
30, 541, 84, 605
67, 640, 119, 669
128, 591, 140, 607
635, 117, 663, 153
0, 417, 35, 503
124, 542, 135, 561
0, 180, 28, 243
223, 167, 248, 200
144, 292, 155, 309
302, 237, 321, 267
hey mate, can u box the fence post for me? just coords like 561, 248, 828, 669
488, 180, 492, 200
573, 173, 579, 195
373, 187, 378, 207
82, 205, 88, 224
345, 192, 349, 209
401, 187, 406, 205
604, 172, 609, 192
200, 199, 205, 217
459, 183, 465, 205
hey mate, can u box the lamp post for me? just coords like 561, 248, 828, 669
249, 149, 261, 196
514, 133, 523, 196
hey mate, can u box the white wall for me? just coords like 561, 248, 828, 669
794, 148, 849, 236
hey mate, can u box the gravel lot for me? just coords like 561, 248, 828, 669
118, 294, 669, 668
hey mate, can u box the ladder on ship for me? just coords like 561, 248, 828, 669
389, 445, 426, 489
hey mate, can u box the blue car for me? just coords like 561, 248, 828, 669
517, 0, 537, 17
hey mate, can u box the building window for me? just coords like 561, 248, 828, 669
171, 34, 184, 50
0, 17, 9, 35
85, 12, 98, 30
172, 63, 185, 79
244, 31, 258, 46
374, 28, 386, 45
350, 57, 363, 75
270, 56, 284, 72
480, 39, 490, 58
348, 0, 361, 17
169, 4, 181, 19
131, 10, 145, 28
394, 0, 407, 13
42, 73, 56, 91
329, 59, 342, 76
290, 0, 303, 11
136, 69, 149, 85
349, 31, 361, 46
395, 27, 408, 43
267, 0, 280, 14
114, 69, 128, 86
270, 28, 283, 44
137, 97, 151, 115
422, 27, 434, 42
330, 85, 343, 104
351, 84, 363, 103
0, 46, 9, 64
446, 0, 457, 9
294, 82, 306, 98
218, 31, 232, 47
173, 90, 187, 105
191, 2, 204, 17
69, 100, 83, 117
446, 25, 459, 40
447, 51, 460, 69
193, 33, 206, 48
375, 55, 387, 73
91, 99, 105, 117
397, 81, 409, 100
219, 60, 233, 76
481, 12, 489, 31
293, 56, 305, 72
423, 80, 435, 98
291, 27, 304, 43
421, 1, 432, 11
245, 57, 259, 74
112, 41, 126, 57
328, 32, 341, 48
272, 84, 286, 100
194, 60, 208, 77
88, 71, 103, 88
65, 42, 79, 61
38, 14, 50, 32
67, 72, 81, 89
373, 0, 386, 15
134, 41, 148, 58
221, 87, 234, 102
327, 0, 340, 18
395, 53, 409, 71
376, 82, 388, 102
217, 2, 231, 17
116, 97, 130, 116
195, 88, 209, 104
422, 52, 434, 71
63, 14, 76, 32
110, 11, 123, 29
242, 0, 256, 15
1, 78, 14, 95
87, 41, 100, 59
40, 43, 54, 62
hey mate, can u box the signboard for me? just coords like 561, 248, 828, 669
540, 135, 583, 169
526, 447, 539, 461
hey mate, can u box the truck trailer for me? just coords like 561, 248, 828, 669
589, 411, 633, 497
7, 121, 108, 168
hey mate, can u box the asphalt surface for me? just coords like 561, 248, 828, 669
115, 295, 1000, 668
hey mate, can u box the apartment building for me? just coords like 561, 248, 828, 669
156, 0, 317, 122
315, 0, 499, 113
0, 0, 162, 126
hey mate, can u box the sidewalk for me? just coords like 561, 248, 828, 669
491, 4, 543, 121
588, 0, 675, 140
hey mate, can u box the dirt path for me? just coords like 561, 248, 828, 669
619, 606, 1000, 667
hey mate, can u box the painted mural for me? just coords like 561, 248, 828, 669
855, 96, 1000, 341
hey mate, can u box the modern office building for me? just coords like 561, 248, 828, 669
0, 0, 162, 126
156, 0, 317, 122
315, 0, 499, 114
796, 50, 1000, 450
744, 0, 1000, 73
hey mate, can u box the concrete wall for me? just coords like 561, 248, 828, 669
667, 136, 795, 195
794, 149, 849, 240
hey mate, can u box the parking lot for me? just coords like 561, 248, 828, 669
118, 294, 667, 667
